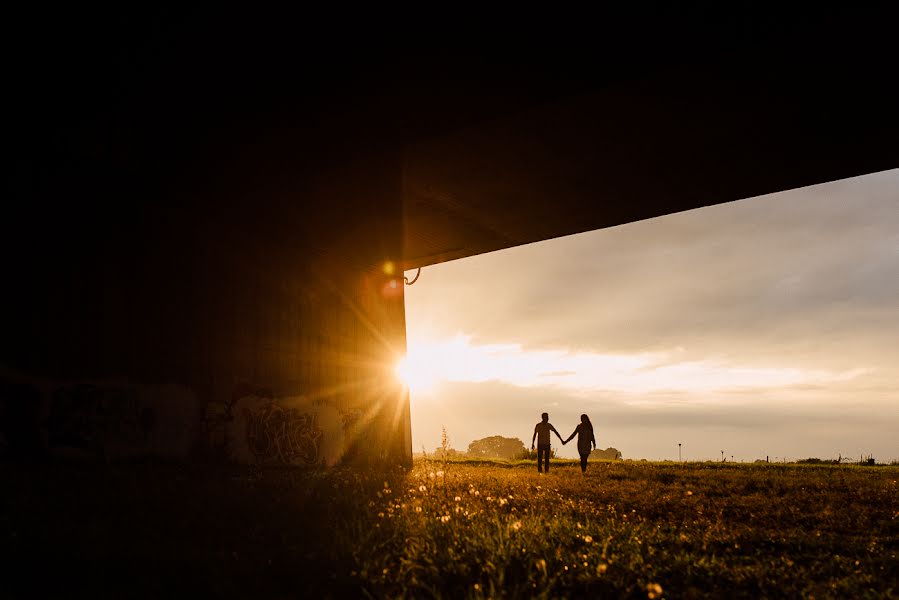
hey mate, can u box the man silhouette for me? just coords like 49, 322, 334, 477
531, 412, 563, 473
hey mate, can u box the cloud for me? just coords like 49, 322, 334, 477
406, 334, 872, 396
406, 169, 899, 368
405, 169, 899, 461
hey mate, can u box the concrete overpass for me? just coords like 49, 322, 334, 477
2, 6, 897, 465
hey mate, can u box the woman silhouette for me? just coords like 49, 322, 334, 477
563, 414, 596, 474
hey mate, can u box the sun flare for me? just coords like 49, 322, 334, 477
395, 356, 438, 394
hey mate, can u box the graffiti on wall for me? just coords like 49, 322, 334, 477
0, 375, 198, 460
47, 384, 155, 454
224, 392, 353, 466
243, 401, 322, 465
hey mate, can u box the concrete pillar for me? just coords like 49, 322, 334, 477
0, 148, 413, 466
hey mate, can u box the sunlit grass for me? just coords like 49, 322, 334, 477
3, 459, 896, 597
343, 459, 898, 598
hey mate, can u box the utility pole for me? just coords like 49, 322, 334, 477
678, 443, 682, 463
721, 450, 725, 462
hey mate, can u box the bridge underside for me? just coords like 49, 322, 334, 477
2, 7, 897, 464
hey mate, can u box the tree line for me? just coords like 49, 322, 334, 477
431, 435, 622, 461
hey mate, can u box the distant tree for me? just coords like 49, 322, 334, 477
589, 447, 622, 461
432, 447, 460, 457
467, 436, 526, 460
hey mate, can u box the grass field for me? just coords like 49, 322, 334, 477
3, 458, 897, 598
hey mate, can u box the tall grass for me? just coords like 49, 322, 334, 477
342, 460, 898, 598
2, 459, 896, 597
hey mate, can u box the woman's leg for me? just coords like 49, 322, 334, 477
580, 453, 588, 472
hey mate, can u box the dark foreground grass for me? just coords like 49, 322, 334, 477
2, 459, 897, 598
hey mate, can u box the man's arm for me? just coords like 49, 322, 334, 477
531, 425, 538, 449
550, 425, 564, 443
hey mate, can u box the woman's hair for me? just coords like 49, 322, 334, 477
581, 414, 592, 426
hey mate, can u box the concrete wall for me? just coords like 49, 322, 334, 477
1, 152, 411, 466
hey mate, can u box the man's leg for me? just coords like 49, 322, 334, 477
536, 446, 544, 473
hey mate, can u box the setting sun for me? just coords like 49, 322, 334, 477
395, 355, 438, 394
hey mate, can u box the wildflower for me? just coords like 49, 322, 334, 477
419, 485, 427, 493
454, 496, 462, 502
511, 521, 522, 531
583, 535, 593, 543
596, 563, 608, 575
535, 559, 547, 573
415, 506, 422, 513
473, 583, 481, 591
647, 582, 663, 599
378, 512, 384, 518
436, 470, 444, 477
686, 490, 693, 496
498, 498, 508, 506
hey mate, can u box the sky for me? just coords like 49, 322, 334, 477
401, 169, 899, 462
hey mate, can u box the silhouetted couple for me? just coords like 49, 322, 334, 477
530, 412, 596, 474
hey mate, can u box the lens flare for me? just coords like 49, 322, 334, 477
395, 356, 436, 394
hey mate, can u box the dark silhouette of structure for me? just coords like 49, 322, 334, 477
531, 413, 564, 473
563, 414, 597, 473
2, 6, 898, 466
